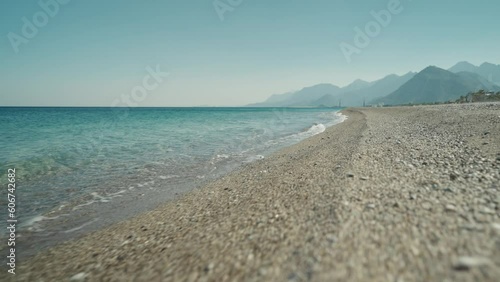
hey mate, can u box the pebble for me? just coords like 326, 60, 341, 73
460, 224, 484, 232
445, 204, 456, 212
443, 187, 454, 193
452, 256, 492, 271
326, 234, 337, 243
473, 212, 489, 223
479, 206, 495, 214
449, 173, 458, 181
70, 272, 87, 281
421, 202, 432, 210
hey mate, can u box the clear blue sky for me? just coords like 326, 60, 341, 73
1, 0, 499, 106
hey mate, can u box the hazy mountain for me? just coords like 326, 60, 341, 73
346, 72, 415, 106
248, 61, 499, 107
252, 91, 295, 107
342, 79, 373, 93
312, 94, 340, 107
375, 66, 500, 105
456, 71, 500, 90
448, 61, 477, 73
248, 84, 341, 107
477, 62, 500, 85
249, 73, 415, 107
286, 84, 341, 106
448, 61, 500, 86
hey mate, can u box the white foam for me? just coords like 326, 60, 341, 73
245, 155, 265, 163
159, 175, 179, 180
334, 112, 348, 123
20, 214, 63, 231
63, 218, 99, 234
305, 123, 326, 135
109, 190, 126, 197
20, 215, 46, 228
91, 192, 111, 203
73, 200, 96, 210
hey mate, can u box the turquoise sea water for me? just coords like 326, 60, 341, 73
0, 107, 344, 251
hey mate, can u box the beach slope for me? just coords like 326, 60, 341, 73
15, 103, 500, 282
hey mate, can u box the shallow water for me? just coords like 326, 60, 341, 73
0, 107, 344, 256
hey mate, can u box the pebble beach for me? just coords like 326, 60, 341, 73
12, 103, 500, 282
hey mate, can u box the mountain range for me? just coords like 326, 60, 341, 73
248, 62, 500, 107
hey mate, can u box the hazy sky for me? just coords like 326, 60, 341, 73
1, 0, 499, 106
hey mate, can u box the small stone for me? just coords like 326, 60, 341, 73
479, 206, 495, 214
453, 256, 492, 271
204, 262, 215, 272
491, 223, 500, 233
116, 255, 125, 261
445, 204, 456, 212
410, 245, 420, 256
409, 194, 417, 200
346, 173, 354, 178
70, 272, 87, 281
360, 176, 369, 181
259, 267, 268, 275
421, 202, 432, 210
288, 272, 299, 281
474, 213, 488, 223
326, 234, 337, 243
365, 203, 375, 210
460, 224, 484, 231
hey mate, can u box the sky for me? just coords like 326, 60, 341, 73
1, 0, 499, 106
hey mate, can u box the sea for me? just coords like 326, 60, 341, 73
0, 107, 345, 256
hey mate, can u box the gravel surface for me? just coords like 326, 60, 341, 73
9, 103, 500, 282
